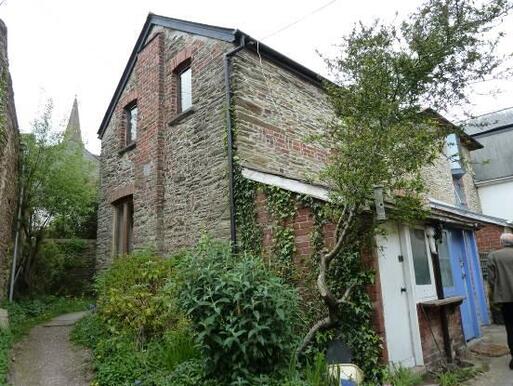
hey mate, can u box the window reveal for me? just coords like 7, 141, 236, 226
113, 196, 134, 255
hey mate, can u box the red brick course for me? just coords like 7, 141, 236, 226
417, 304, 465, 367
476, 224, 504, 254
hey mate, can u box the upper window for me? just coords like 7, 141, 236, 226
178, 66, 192, 113
446, 133, 464, 176
453, 175, 467, 208
125, 103, 138, 145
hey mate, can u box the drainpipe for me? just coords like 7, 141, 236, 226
9, 143, 25, 302
224, 34, 246, 250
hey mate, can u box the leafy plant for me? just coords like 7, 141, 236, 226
15, 101, 97, 294
30, 239, 93, 296
298, 0, 513, 360
384, 366, 424, 386
435, 366, 483, 386
177, 237, 300, 381
95, 249, 178, 340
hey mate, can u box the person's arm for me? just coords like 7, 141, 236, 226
487, 254, 496, 290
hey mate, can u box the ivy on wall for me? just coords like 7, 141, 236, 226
232, 164, 384, 382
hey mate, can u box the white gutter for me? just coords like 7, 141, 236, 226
241, 167, 329, 202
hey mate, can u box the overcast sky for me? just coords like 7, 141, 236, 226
1, 0, 512, 155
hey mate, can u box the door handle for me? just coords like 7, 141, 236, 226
401, 287, 407, 293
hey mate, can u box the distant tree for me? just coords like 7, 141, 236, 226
298, 0, 512, 354
14, 101, 97, 292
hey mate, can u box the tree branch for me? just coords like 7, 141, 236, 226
296, 316, 337, 356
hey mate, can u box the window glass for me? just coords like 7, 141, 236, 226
446, 133, 462, 170
128, 105, 137, 143
438, 231, 454, 288
410, 229, 432, 285
180, 67, 192, 111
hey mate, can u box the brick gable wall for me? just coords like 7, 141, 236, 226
97, 28, 231, 267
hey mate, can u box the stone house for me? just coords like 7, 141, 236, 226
97, 14, 510, 370
0, 19, 19, 300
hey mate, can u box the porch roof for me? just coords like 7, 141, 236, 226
242, 167, 512, 229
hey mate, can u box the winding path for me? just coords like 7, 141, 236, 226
8, 311, 93, 386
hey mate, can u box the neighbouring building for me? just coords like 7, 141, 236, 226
0, 19, 19, 300
63, 96, 100, 176
464, 108, 513, 222
96, 14, 510, 370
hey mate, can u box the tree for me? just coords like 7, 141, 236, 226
14, 101, 97, 292
298, 0, 512, 354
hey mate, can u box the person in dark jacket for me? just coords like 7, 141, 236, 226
488, 232, 513, 370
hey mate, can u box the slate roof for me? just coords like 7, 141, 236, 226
463, 107, 513, 182
464, 107, 513, 136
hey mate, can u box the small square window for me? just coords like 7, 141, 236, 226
178, 66, 192, 112
125, 103, 137, 145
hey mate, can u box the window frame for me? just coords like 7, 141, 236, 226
176, 60, 192, 113
404, 226, 437, 301
124, 101, 138, 147
112, 195, 134, 256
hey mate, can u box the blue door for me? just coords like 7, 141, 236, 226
463, 230, 490, 326
445, 228, 482, 341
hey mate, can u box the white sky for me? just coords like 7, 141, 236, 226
1, 0, 512, 155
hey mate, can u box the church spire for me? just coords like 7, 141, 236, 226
64, 96, 83, 145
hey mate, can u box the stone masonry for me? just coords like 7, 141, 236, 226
0, 19, 19, 300
97, 27, 232, 267
97, 16, 490, 368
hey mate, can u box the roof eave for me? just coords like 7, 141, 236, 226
97, 14, 238, 139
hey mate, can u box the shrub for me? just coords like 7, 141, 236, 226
31, 239, 93, 296
95, 250, 179, 339
177, 238, 300, 381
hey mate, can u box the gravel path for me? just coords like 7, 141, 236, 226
8, 311, 93, 386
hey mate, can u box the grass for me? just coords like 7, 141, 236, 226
383, 366, 424, 386
0, 296, 91, 385
435, 366, 484, 386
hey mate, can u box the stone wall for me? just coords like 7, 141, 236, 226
422, 143, 481, 212
232, 49, 482, 216
97, 27, 231, 267
0, 19, 19, 300
232, 50, 333, 183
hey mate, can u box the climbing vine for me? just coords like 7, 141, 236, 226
261, 185, 296, 280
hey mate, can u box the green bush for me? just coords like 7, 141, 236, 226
177, 238, 300, 381
95, 250, 179, 339
73, 250, 202, 386
31, 239, 93, 296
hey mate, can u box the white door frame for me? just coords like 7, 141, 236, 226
398, 224, 427, 366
